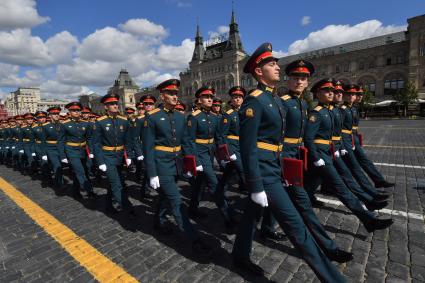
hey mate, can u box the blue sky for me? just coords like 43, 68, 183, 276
0, 0, 423, 100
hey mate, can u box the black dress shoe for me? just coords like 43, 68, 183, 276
192, 238, 213, 257
375, 181, 395, 188
153, 223, 173, 235
365, 200, 388, 211
73, 191, 83, 199
364, 218, 394, 233
188, 209, 208, 219
87, 191, 97, 200
327, 249, 353, 263
374, 193, 389, 201
311, 198, 325, 208
260, 231, 286, 241
233, 258, 264, 276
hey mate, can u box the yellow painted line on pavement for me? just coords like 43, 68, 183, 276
0, 177, 138, 283
363, 144, 425, 150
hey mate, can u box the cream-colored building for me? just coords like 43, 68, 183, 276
180, 12, 425, 104
5, 87, 41, 116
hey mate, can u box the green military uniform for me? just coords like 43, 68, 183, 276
351, 88, 394, 188
143, 79, 211, 254
232, 43, 345, 282
304, 79, 393, 234
58, 102, 95, 198
94, 94, 133, 212
42, 107, 65, 187
187, 86, 236, 228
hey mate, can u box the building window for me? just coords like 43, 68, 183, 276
386, 57, 392, 65
343, 63, 349, 72
384, 78, 405, 95
359, 62, 364, 70
335, 65, 340, 73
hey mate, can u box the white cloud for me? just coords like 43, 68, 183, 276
119, 18, 168, 39
0, 29, 78, 67
207, 25, 229, 43
45, 31, 79, 65
0, 0, 49, 30
167, 0, 192, 8
0, 63, 44, 87
286, 20, 407, 55
77, 27, 148, 62
301, 16, 311, 26
155, 38, 195, 70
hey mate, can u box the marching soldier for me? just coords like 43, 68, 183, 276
216, 86, 246, 195
303, 79, 393, 233
10, 116, 24, 170
21, 113, 36, 175
211, 98, 223, 116
232, 42, 345, 282
186, 85, 237, 230
340, 85, 391, 198
93, 94, 134, 213
353, 87, 395, 188
142, 79, 212, 255
322, 81, 389, 209
279, 63, 353, 262
58, 102, 96, 199
32, 111, 50, 181
130, 100, 148, 199
42, 107, 66, 188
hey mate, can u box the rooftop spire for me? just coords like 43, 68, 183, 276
226, 5, 244, 52
192, 19, 205, 62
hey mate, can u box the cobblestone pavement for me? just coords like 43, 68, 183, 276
0, 119, 424, 283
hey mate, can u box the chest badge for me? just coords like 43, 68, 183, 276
82, 127, 85, 131
309, 115, 317, 123
119, 125, 124, 130
105, 127, 109, 131
245, 108, 254, 118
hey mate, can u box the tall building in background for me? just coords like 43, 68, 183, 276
0, 101, 8, 119
180, 12, 425, 104
5, 87, 41, 116
108, 69, 140, 112
180, 9, 251, 104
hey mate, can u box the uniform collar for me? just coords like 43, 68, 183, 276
288, 90, 302, 98
257, 82, 275, 93
162, 106, 174, 113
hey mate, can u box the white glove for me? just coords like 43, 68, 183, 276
19, 150, 24, 153
61, 158, 68, 164
89, 154, 94, 159
196, 165, 203, 172
314, 159, 325, 167
5, 147, 9, 149
31, 153, 36, 157
352, 146, 356, 150
12, 146, 15, 149
229, 154, 237, 161
150, 176, 160, 190
185, 171, 193, 178
126, 158, 132, 166
137, 155, 144, 161
334, 150, 340, 158
98, 164, 107, 172
340, 149, 348, 156
42, 155, 48, 161
251, 191, 268, 207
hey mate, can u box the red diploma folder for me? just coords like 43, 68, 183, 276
217, 144, 231, 162
283, 157, 304, 187
299, 146, 308, 171
183, 155, 197, 177
358, 133, 363, 146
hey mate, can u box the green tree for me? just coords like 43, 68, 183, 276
392, 80, 418, 117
